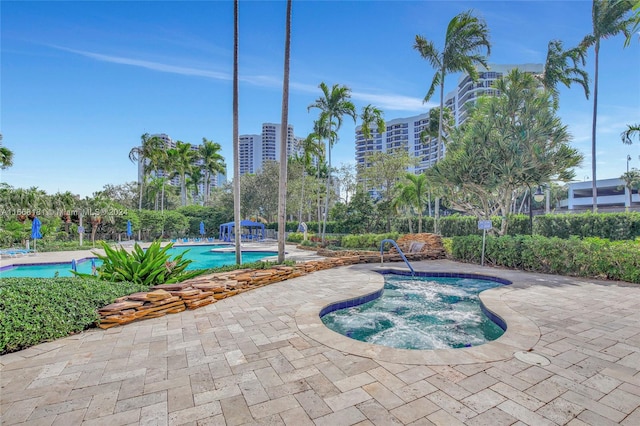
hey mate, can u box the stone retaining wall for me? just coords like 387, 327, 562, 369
97, 234, 445, 329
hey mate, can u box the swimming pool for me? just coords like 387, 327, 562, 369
320, 273, 508, 350
0, 245, 276, 278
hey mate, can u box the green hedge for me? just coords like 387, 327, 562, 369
437, 214, 531, 237
342, 232, 401, 250
534, 212, 640, 241
450, 235, 640, 283
0, 278, 151, 354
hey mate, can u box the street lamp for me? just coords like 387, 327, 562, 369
533, 186, 545, 203
628, 155, 632, 173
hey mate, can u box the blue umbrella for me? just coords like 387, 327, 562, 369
71, 259, 77, 272
31, 217, 42, 251
199, 221, 205, 236
126, 220, 132, 238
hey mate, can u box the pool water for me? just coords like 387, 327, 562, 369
321, 275, 505, 350
0, 245, 276, 278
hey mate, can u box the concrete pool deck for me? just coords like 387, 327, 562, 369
2, 259, 640, 425
0, 241, 323, 269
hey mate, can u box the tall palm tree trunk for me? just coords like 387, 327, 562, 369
322, 132, 331, 243
277, 0, 292, 263
299, 168, 305, 222
317, 160, 321, 234
591, 41, 600, 212
233, 0, 242, 264
434, 77, 445, 234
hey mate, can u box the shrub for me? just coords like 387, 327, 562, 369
75, 241, 204, 285
450, 235, 640, 283
286, 232, 304, 243
0, 277, 150, 354
342, 232, 401, 250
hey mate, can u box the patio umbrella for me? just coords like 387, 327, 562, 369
199, 221, 205, 236
31, 217, 42, 251
126, 220, 132, 238
71, 259, 77, 272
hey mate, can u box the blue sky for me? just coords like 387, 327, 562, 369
2, 0, 639, 197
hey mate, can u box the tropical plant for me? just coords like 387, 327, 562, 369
624, 0, 640, 46
186, 167, 204, 205
414, 10, 491, 233
427, 69, 582, 235
129, 133, 164, 212
420, 106, 454, 144
359, 104, 386, 142
199, 138, 226, 205
277, 0, 292, 263
396, 173, 429, 233
392, 184, 414, 234
308, 83, 357, 243
0, 147, 13, 170
296, 129, 324, 222
0, 133, 12, 170
167, 141, 196, 207
74, 241, 204, 285
358, 150, 415, 232
581, 0, 636, 212
538, 39, 590, 108
620, 168, 640, 207
622, 123, 640, 144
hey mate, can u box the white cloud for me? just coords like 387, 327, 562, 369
351, 91, 433, 112
52, 45, 232, 81
53, 45, 432, 114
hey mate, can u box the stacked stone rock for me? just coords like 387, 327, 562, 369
96, 237, 445, 329
392, 233, 446, 259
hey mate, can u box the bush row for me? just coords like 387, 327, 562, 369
0, 278, 151, 354
0, 259, 296, 355
342, 232, 401, 250
450, 235, 640, 283
534, 212, 640, 241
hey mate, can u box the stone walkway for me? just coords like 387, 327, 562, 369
2, 260, 640, 425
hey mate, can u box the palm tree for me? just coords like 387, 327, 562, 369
359, 104, 386, 142
414, 11, 491, 162
0, 133, 13, 170
620, 168, 640, 208
199, 138, 226, 205
233, 0, 241, 264
0, 146, 13, 170
129, 133, 155, 211
538, 40, 590, 108
393, 185, 414, 234
398, 173, 429, 233
414, 10, 491, 233
167, 141, 196, 207
624, 1, 640, 46
581, 0, 635, 212
277, 0, 292, 263
187, 168, 204, 205
622, 123, 640, 144
308, 82, 357, 242
298, 130, 323, 222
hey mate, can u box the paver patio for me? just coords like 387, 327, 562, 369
2, 259, 640, 425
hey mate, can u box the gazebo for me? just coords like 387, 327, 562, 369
218, 220, 266, 242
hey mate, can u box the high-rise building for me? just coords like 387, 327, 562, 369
355, 63, 544, 178
238, 123, 302, 175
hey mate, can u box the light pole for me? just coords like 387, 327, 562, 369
628, 155, 632, 173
